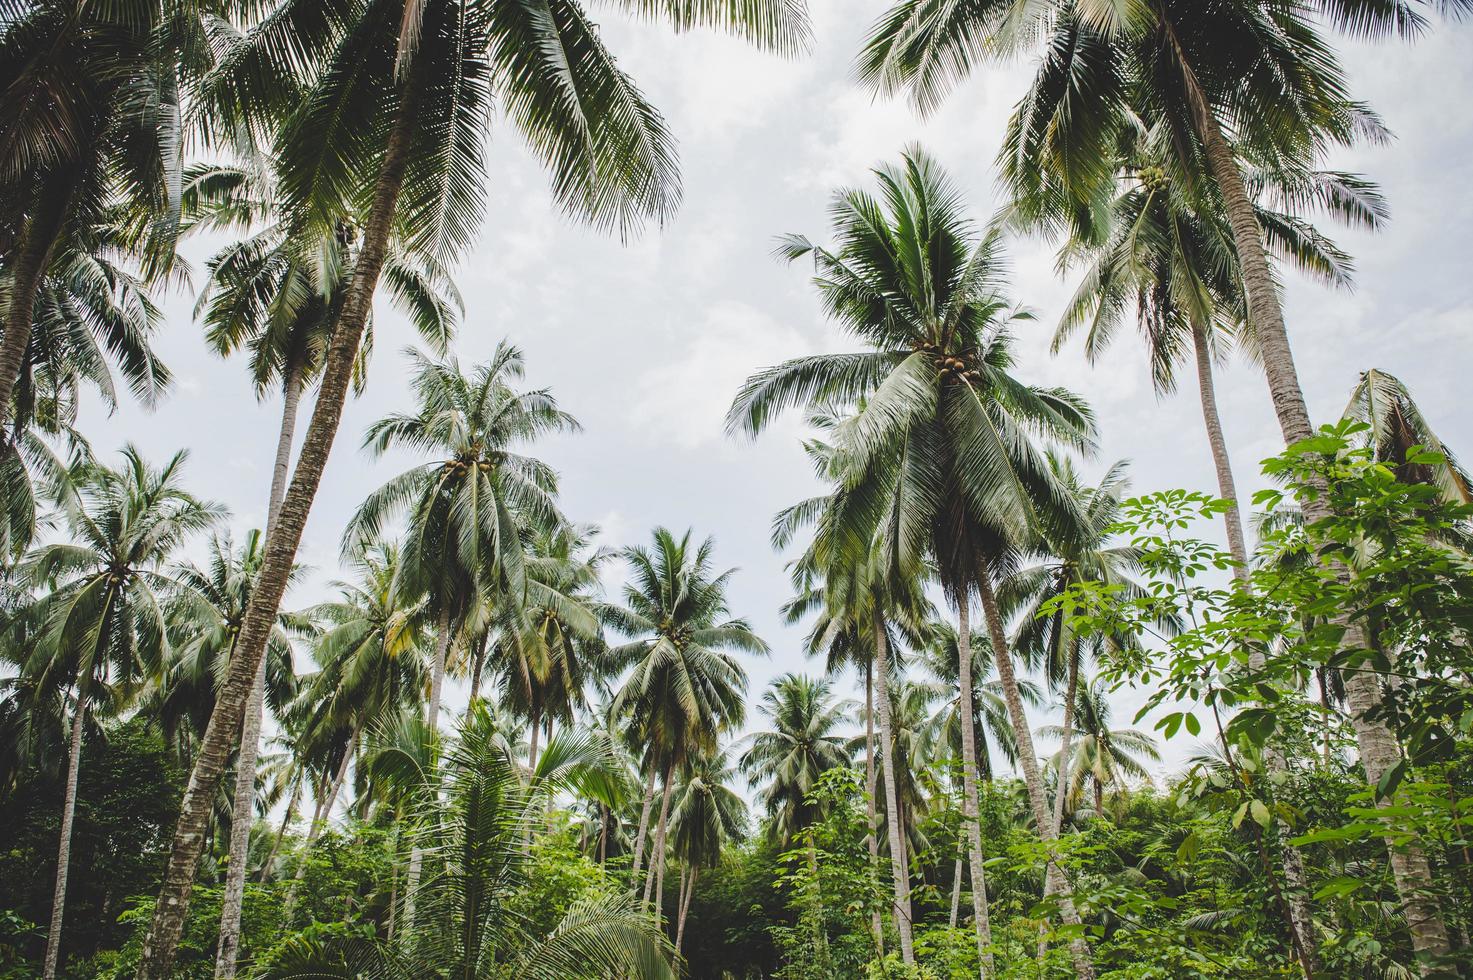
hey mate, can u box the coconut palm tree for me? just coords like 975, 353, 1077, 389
857, 7, 1455, 959
1342, 368, 1471, 504
1050, 119, 1385, 578
5, 446, 220, 979
730, 148, 1096, 977
669, 751, 746, 963
140, 0, 810, 966
0, 0, 212, 433
346, 343, 576, 736
740, 673, 851, 845
1040, 677, 1161, 819
609, 528, 764, 914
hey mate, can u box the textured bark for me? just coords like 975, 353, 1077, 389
136, 89, 419, 978
42, 693, 86, 980
644, 761, 674, 910
1168, 28, 1448, 967
955, 599, 993, 977
873, 619, 915, 963
675, 864, 697, 961
948, 845, 963, 931
1038, 643, 1079, 962
265, 360, 304, 534
977, 569, 1094, 979
0, 181, 71, 438
426, 605, 452, 733
865, 663, 884, 951
214, 655, 267, 979
1190, 319, 1249, 577
631, 765, 658, 888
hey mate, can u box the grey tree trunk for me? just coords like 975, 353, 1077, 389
675, 864, 697, 961
865, 662, 884, 951
216, 358, 305, 979
1189, 320, 1249, 577
644, 762, 674, 910
948, 844, 963, 931
213, 655, 267, 979
1038, 644, 1080, 962
259, 776, 301, 884
955, 599, 993, 977
977, 569, 1094, 979
42, 692, 86, 980
631, 765, 658, 889
0, 180, 71, 438
426, 606, 452, 733
873, 619, 915, 964
1166, 28, 1446, 967
136, 84, 421, 979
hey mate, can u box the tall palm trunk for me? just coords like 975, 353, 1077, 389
1166, 26, 1449, 968
948, 838, 963, 931
214, 655, 267, 979
954, 599, 993, 977
426, 605, 452, 732
873, 617, 915, 964
675, 864, 698, 961
284, 732, 357, 916
42, 691, 86, 980
865, 661, 884, 950
644, 761, 674, 910
137, 84, 421, 978
1190, 317, 1320, 971
1160, 28, 1437, 960
0, 179, 72, 438
1189, 320, 1249, 576
976, 568, 1094, 979
218, 329, 308, 979
1037, 640, 1079, 962
528, 704, 541, 772
631, 765, 658, 888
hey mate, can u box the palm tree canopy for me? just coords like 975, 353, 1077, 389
739, 672, 851, 843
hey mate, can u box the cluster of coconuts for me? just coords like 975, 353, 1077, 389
925, 348, 981, 384
442, 457, 494, 474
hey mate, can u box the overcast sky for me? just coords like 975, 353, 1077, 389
81, 3, 1473, 782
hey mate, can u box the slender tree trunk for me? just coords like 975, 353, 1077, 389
948, 837, 964, 931
865, 661, 884, 951
1318, 670, 1334, 769
1190, 312, 1322, 970
976, 568, 1094, 979
214, 655, 267, 979
644, 761, 674, 911
284, 733, 356, 917
1038, 643, 1080, 962
528, 704, 541, 773
1175, 24, 1432, 966
675, 864, 698, 962
426, 606, 451, 733
137, 84, 421, 978
259, 777, 301, 884
955, 598, 994, 977
873, 617, 915, 964
0, 180, 71, 439
1190, 319, 1250, 576
631, 765, 658, 888
467, 632, 488, 705
42, 692, 86, 980
266, 360, 304, 534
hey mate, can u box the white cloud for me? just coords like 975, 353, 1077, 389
627, 301, 814, 449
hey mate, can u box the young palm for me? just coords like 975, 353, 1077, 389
346, 343, 576, 736
6, 446, 220, 980
740, 673, 852, 845
669, 751, 747, 962
1040, 677, 1161, 820
609, 528, 764, 913
143, 0, 810, 966
730, 148, 1097, 977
